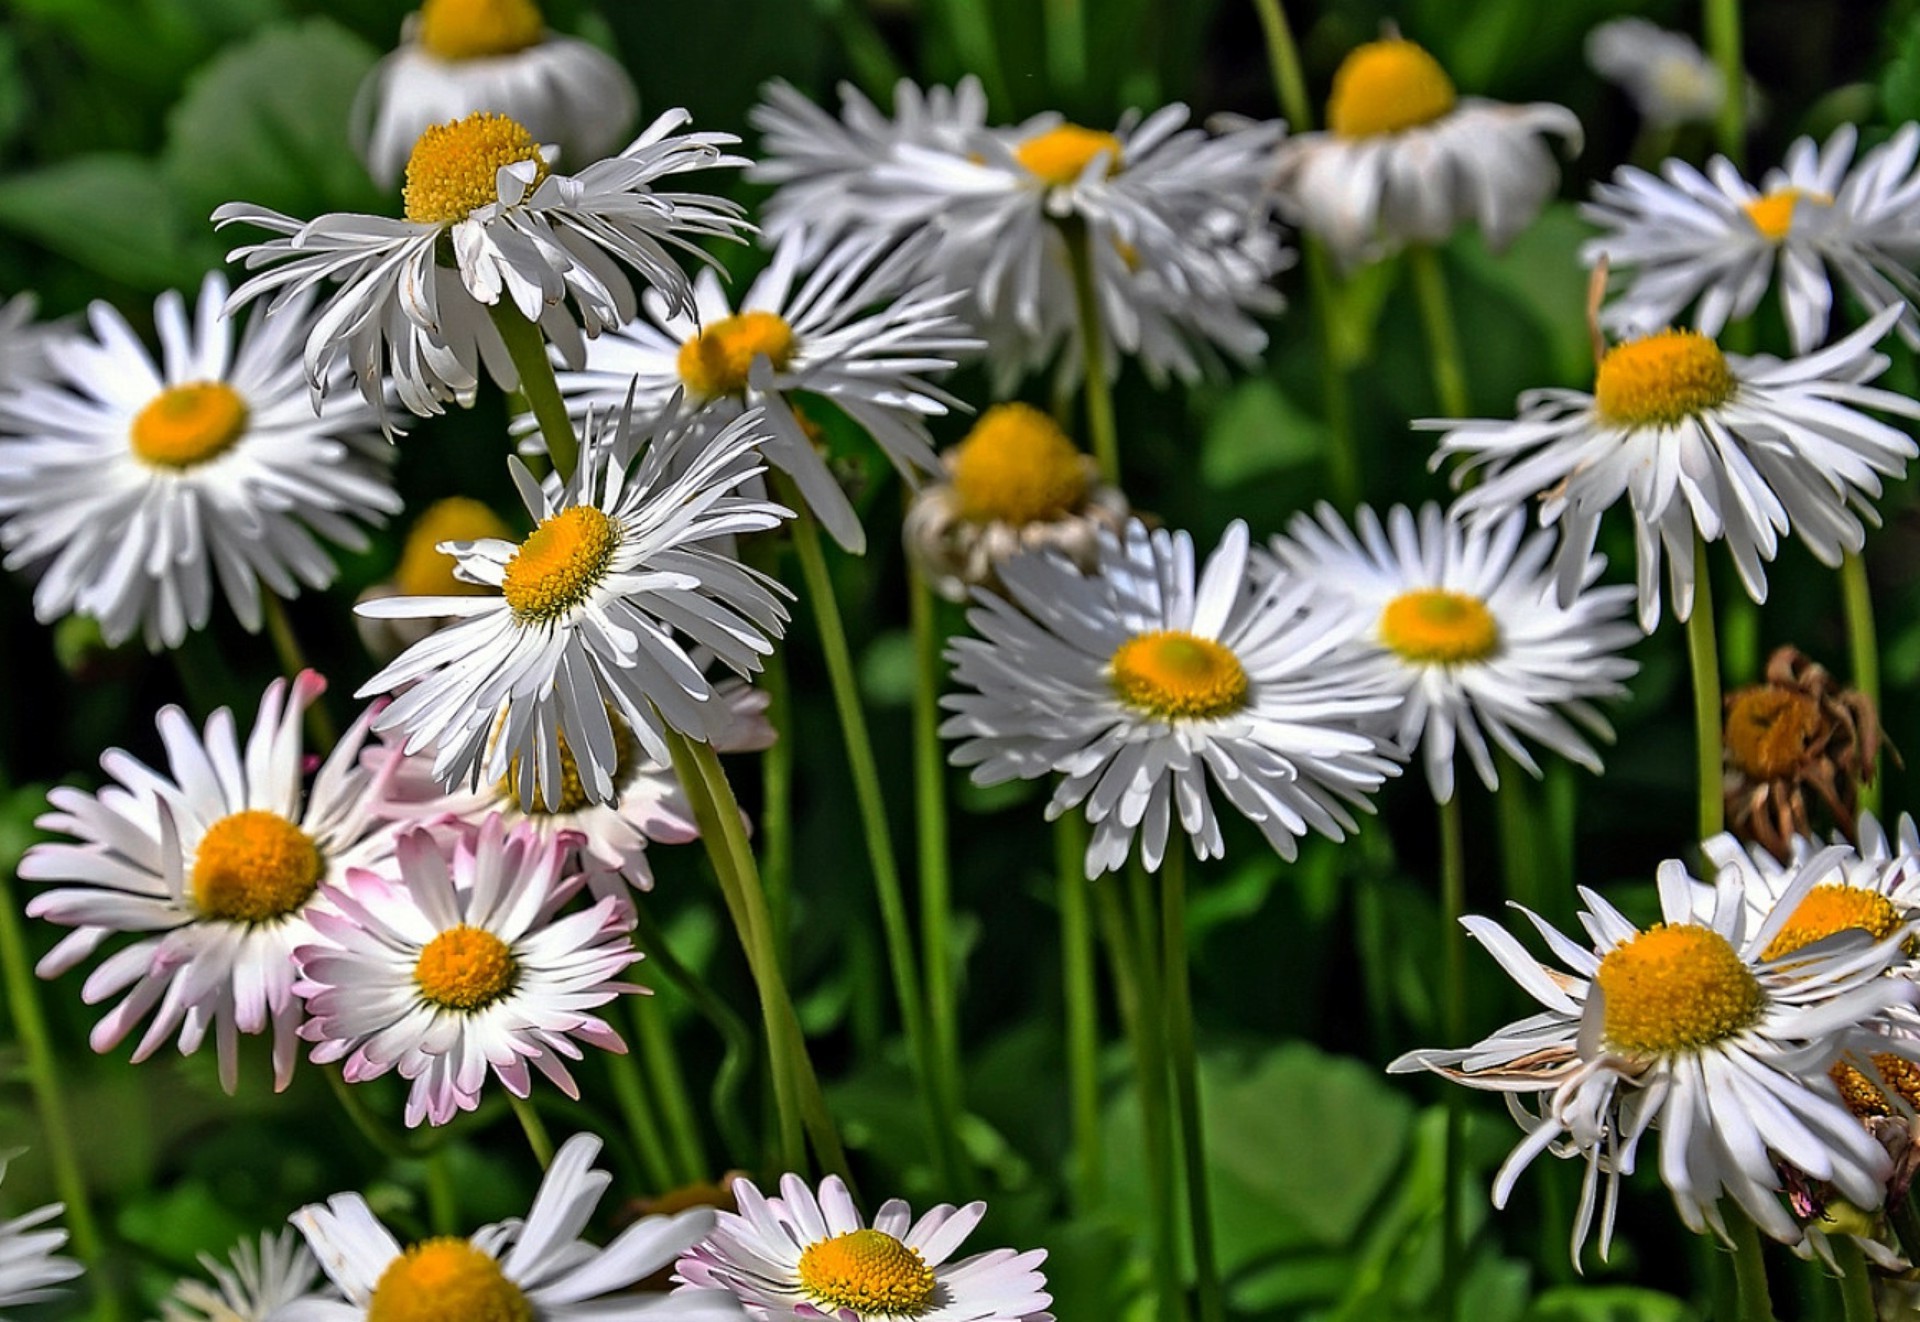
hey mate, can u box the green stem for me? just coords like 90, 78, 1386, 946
1063, 221, 1122, 486
1704, 0, 1746, 166
1892, 1186, 1920, 1266
633, 994, 709, 1184
1250, 0, 1313, 130
1161, 848, 1222, 1322
423, 1149, 459, 1236
1408, 245, 1470, 418
760, 643, 796, 949
1833, 1235, 1876, 1322
488, 302, 578, 480
1437, 793, 1467, 1322
1057, 815, 1104, 1210
604, 1033, 678, 1190
261, 595, 337, 749
813, 0, 903, 98
1688, 536, 1726, 841
1494, 768, 1537, 915
508, 1093, 554, 1168
1840, 551, 1883, 824
1043, 0, 1087, 103
325, 1065, 425, 1163
1729, 1214, 1776, 1322
936, 0, 1013, 113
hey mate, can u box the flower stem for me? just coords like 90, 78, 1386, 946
1704, 0, 1746, 166
633, 995, 709, 1185
1437, 792, 1468, 1322
1161, 847, 1222, 1322
1056, 815, 1104, 1210
1688, 536, 1726, 841
1043, 0, 1086, 103
1840, 551, 1883, 823
508, 1093, 554, 1168
1408, 245, 1470, 418
487, 302, 578, 480
604, 1029, 678, 1190
424, 1149, 459, 1235
261, 595, 336, 749
1729, 1214, 1776, 1322
1251, 0, 1313, 129
1833, 1235, 1876, 1322
324, 1065, 427, 1163
1063, 220, 1122, 487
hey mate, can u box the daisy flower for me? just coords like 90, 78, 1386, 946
1429, 307, 1920, 632
21, 672, 396, 1092
356, 404, 789, 811
1266, 502, 1640, 804
354, 0, 636, 190
0, 1155, 82, 1310
941, 519, 1401, 878
0, 272, 398, 650
1585, 124, 1920, 353
1389, 846, 1920, 1260
1271, 36, 1581, 264
282, 1132, 743, 1321
355, 495, 516, 660
215, 108, 748, 426
160, 1229, 333, 1322
1699, 816, 1920, 964
296, 818, 636, 1126
675, 1173, 1053, 1322
1584, 19, 1727, 129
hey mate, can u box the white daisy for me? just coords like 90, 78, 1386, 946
940, 519, 1402, 878
355, 495, 517, 660
675, 1173, 1053, 1322
354, 0, 637, 190
1271, 37, 1581, 265
0, 1154, 82, 1310
1428, 308, 1920, 632
355, 404, 790, 811
1584, 124, 1920, 353
1584, 19, 1727, 129
0, 272, 398, 650
1698, 817, 1920, 961
1389, 848, 1920, 1260
1265, 502, 1640, 804
280, 1132, 743, 1321
160, 1228, 333, 1322
215, 108, 747, 426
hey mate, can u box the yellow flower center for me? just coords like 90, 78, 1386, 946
500, 506, 617, 622
501, 717, 640, 814
1014, 124, 1124, 186
1724, 685, 1821, 781
1830, 1053, 1920, 1119
1327, 39, 1458, 138
1593, 329, 1736, 428
417, 0, 545, 61
1110, 631, 1249, 721
414, 926, 519, 1011
1762, 885, 1905, 961
1378, 589, 1500, 664
191, 810, 323, 924
795, 1229, 938, 1318
949, 402, 1090, 526
403, 112, 548, 226
367, 1239, 532, 1322
676, 311, 799, 400
129, 382, 249, 469
1595, 924, 1765, 1056
1743, 187, 1831, 244
396, 497, 514, 598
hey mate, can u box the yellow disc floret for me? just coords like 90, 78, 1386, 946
1111, 631, 1249, 721
1378, 589, 1500, 664
414, 926, 519, 1011
1743, 187, 1831, 244
1761, 885, 1904, 962
191, 810, 323, 924
796, 1229, 938, 1317
949, 402, 1090, 526
130, 382, 250, 469
396, 497, 514, 598
1595, 924, 1766, 1055
1593, 330, 1736, 428
500, 506, 617, 622
404, 112, 548, 226
1327, 39, 1458, 138
676, 311, 799, 399
367, 1239, 532, 1322
1724, 686, 1820, 781
502, 717, 639, 814
418, 0, 545, 61
1014, 124, 1124, 186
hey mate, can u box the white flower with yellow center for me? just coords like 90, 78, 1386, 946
356, 405, 790, 811
1266, 503, 1639, 804
941, 519, 1401, 877
0, 1154, 82, 1310
356, 495, 517, 660
1271, 36, 1581, 264
0, 272, 397, 650
216, 108, 747, 427
1429, 308, 1920, 632
1585, 124, 1920, 354
21, 672, 397, 1092
281, 1132, 744, 1321
1585, 19, 1727, 129
354, 0, 637, 190
1391, 849, 1920, 1261
674, 1173, 1053, 1322
160, 1229, 333, 1322
1697, 816, 1920, 966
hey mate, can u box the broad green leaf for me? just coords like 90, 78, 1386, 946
1199, 377, 1327, 488
0, 155, 213, 290
1527, 1286, 1702, 1322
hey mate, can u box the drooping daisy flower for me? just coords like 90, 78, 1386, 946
283, 1132, 743, 1321
1584, 19, 1727, 129
356, 495, 517, 659
1389, 848, 1920, 1260
354, 0, 637, 190
1266, 503, 1639, 804
0, 272, 398, 650
1429, 307, 1920, 631
1271, 36, 1581, 264
1585, 124, 1920, 353
296, 818, 636, 1126
357, 405, 790, 810
942, 519, 1401, 877
216, 109, 748, 425
0, 1155, 82, 1310
675, 1173, 1053, 1322
160, 1229, 333, 1322
21, 673, 396, 1092
543, 229, 980, 553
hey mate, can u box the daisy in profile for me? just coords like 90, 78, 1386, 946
1271, 35, 1581, 264
1266, 503, 1640, 804
1586, 124, 1920, 352
0, 1155, 82, 1310
160, 1229, 333, 1322
0, 272, 397, 650
1390, 847, 1920, 1260
1429, 307, 1920, 631
676, 1173, 1053, 1321
1585, 19, 1727, 129
216, 109, 747, 425
357, 405, 790, 811
283, 1132, 743, 1320
21, 673, 397, 1092
942, 519, 1401, 877
354, 0, 636, 190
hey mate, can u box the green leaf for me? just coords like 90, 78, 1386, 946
1883, 18, 1920, 124
1527, 1286, 1702, 1322
0, 155, 211, 290
1452, 203, 1598, 389
1199, 377, 1327, 488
